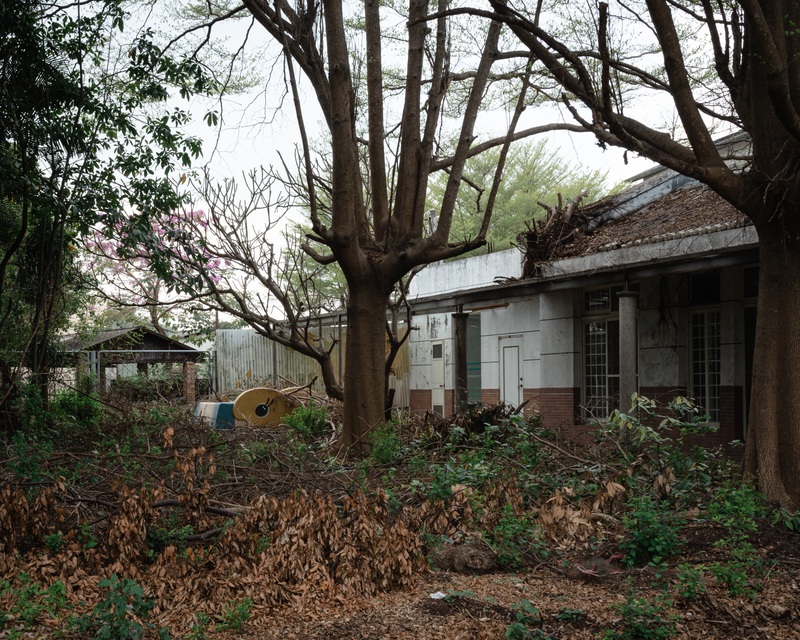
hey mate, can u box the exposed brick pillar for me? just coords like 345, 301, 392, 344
182, 362, 196, 404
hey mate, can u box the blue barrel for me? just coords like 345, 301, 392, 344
195, 402, 236, 430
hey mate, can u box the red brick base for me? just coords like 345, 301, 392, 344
538, 387, 581, 431
481, 389, 500, 406
409, 389, 432, 415
445, 389, 455, 416
719, 385, 744, 442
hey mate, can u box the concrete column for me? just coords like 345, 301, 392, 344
452, 312, 469, 408
183, 361, 196, 403
617, 291, 639, 412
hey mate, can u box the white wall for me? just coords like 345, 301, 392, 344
539, 290, 580, 389
410, 249, 522, 298
409, 313, 455, 391
479, 299, 540, 390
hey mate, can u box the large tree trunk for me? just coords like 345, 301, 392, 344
743, 223, 800, 505
337, 281, 390, 452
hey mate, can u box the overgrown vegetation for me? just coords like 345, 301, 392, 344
0, 392, 796, 637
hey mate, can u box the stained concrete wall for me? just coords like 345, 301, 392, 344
409, 312, 455, 392
539, 290, 580, 389
637, 266, 745, 393
410, 249, 523, 298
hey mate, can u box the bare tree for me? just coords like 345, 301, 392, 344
451, 0, 800, 503
168, 0, 583, 451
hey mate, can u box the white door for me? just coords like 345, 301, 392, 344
500, 338, 522, 409
431, 341, 445, 415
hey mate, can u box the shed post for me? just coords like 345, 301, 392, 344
183, 361, 196, 404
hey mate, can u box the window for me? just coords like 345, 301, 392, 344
584, 319, 620, 418
691, 310, 721, 421
690, 271, 720, 305
743, 267, 759, 299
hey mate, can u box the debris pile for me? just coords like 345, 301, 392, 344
518, 190, 592, 277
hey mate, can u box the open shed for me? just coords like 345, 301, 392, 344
64, 326, 206, 402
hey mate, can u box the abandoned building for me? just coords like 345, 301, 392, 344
212, 137, 758, 447
406, 165, 758, 447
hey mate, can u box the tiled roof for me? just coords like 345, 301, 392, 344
61, 326, 200, 352
554, 182, 751, 260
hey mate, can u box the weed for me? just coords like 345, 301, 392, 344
674, 563, 705, 601
70, 574, 170, 639
602, 592, 677, 640
214, 597, 252, 632
184, 612, 210, 640
506, 600, 543, 639
370, 422, 402, 465
44, 532, 65, 553
445, 588, 476, 601
284, 402, 328, 438
706, 482, 765, 531
487, 504, 547, 570
619, 496, 681, 566
0, 574, 70, 631
555, 607, 586, 623
772, 506, 800, 533
146, 523, 195, 557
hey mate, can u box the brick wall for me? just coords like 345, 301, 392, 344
719, 385, 744, 442
522, 388, 540, 417
538, 387, 581, 431
409, 389, 432, 415
481, 389, 500, 405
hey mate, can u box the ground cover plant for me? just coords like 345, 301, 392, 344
0, 389, 798, 638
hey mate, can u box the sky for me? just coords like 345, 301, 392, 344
171, 7, 661, 240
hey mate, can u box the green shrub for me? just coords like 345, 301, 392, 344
487, 504, 547, 570
619, 496, 681, 566
506, 600, 544, 639
185, 612, 210, 640
215, 598, 252, 632
370, 422, 402, 464
603, 593, 677, 640
70, 574, 170, 639
706, 482, 766, 531
51, 375, 102, 430
674, 563, 705, 601
0, 574, 69, 631
555, 608, 586, 623
284, 402, 328, 438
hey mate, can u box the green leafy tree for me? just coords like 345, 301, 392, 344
427, 139, 621, 252
0, 0, 209, 430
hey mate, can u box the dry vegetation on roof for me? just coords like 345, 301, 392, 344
517, 184, 750, 279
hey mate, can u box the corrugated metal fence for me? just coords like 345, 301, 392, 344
216, 323, 410, 408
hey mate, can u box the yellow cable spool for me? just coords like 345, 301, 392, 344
232, 388, 295, 428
